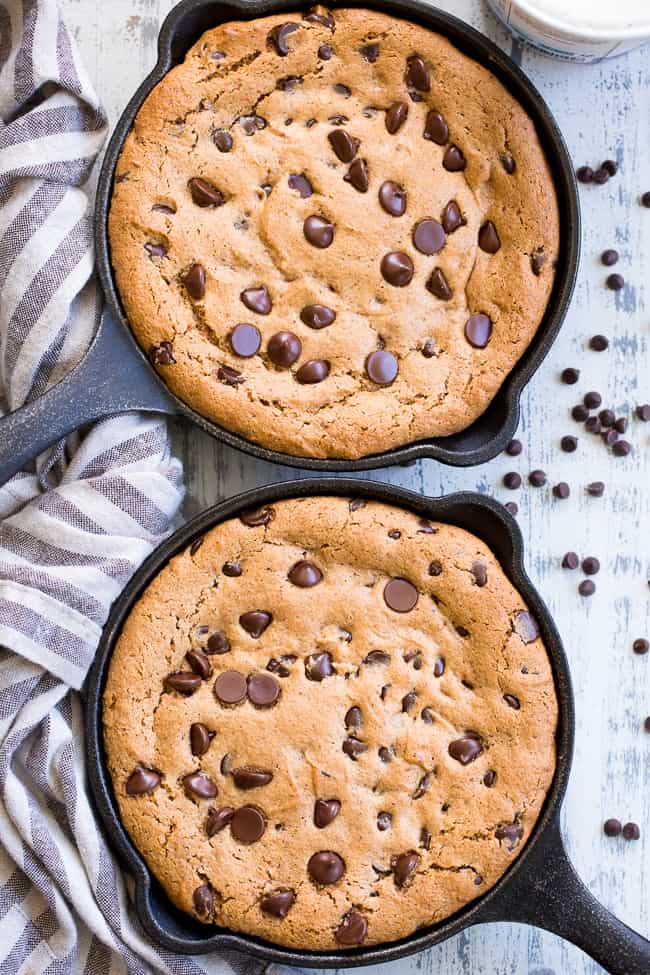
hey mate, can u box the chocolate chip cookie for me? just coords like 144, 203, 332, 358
103, 496, 557, 949
108, 7, 560, 459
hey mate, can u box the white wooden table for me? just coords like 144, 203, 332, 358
63, 0, 650, 970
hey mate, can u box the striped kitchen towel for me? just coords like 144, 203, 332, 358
0, 2, 274, 972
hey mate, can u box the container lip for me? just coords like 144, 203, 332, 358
510, 0, 650, 41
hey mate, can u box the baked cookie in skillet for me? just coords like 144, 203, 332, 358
109, 7, 560, 459
103, 496, 558, 949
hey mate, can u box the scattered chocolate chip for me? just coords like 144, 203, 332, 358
503, 694, 521, 710
212, 128, 233, 153
429, 561, 442, 577
366, 349, 398, 386
378, 745, 393, 762
260, 888, 295, 918
614, 417, 628, 434
206, 805, 234, 836
333, 83, 351, 97
214, 670, 247, 704
380, 251, 413, 287
240, 285, 271, 315
300, 304, 336, 330
599, 409, 615, 428
602, 159, 618, 176
405, 54, 430, 91
495, 819, 523, 851
190, 723, 214, 757
268, 22, 299, 55
448, 734, 483, 765
505, 439, 522, 457
378, 180, 406, 217
561, 435, 578, 453
645, 717, 650, 731
149, 341, 175, 366
288, 173, 313, 198
287, 560, 323, 587
383, 577, 418, 613
413, 219, 445, 255
305, 651, 334, 680
188, 177, 225, 207
586, 416, 603, 434
601, 249, 619, 267
606, 273, 624, 291
582, 556, 600, 575
529, 469, 547, 487
584, 391, 602, 410
239, 610, 272, 638
318, 43, 333, 59
426, 268, 452, 301
576, 166, 593, 183
589, 334, 609, 352
392, 851, 420, 887
304, 215, 334, 248
443, 145, 466, 172
579, 579, 596, 597
553, 482, 570, 499
231, 805, 266, 843
471, 562, 488, 587
328, 129, 360, 163
247, 672, 280, 707
363, 650, 390, 666
308, 850, 345, 884
593, 167, 610, 185
633, 638, 649, 655
180, 263, 206, 300
184, 771, 218, 800
164, 671, 202, 695
186, 651, 212, 680
442, 200, 465, 234
478, 221, 501, 254
483, 770, 497, 788
465, 314, 492, 349
500, 152, 516, 174
586, 482, 605, 498
296, 359, 330, 383
511, 612, 539, 646
239, 114, 267, 135
386, 100, 408, 134
603, 817, 622, 837
345, 705, 362, 728
636, 403, 650, 421
505, 502, 518, 516
228, 323, 260, 358
314, 798, 341, 828
623, 822, 641, 841
222, 561, 242, 577
572, 405, 589, 422
612, 440, 631, 457
359, 42, 379, 62
335, 911, 368, 946
433, 655, 446, 677
503, 472, 522, 490
217, 364, 244, 386
232, 766, 273, 789
561, 367, 580, 385
206, 631, 230, 654
193, 884, 213, 916
641, 191, 650, 208
423, 110, 449, 145
267, 331, 302, 368
126, 766, 160, 795
344, 158, 369, 192
531, 251, 546, 275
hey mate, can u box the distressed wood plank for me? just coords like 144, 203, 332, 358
62, 0, 649, 969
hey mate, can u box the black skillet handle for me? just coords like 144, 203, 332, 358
482, 818, 650, 974
0, 306, 175, 487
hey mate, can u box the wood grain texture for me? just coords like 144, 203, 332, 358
62, 0, 650, 969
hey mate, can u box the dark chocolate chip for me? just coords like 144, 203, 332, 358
240, 286, 271, 315
333, 83, 351, 97
531, 251, 546, 275
231, 805, 266, 843
366, 350, 398, 386
152, 202, 175, 214
506, 439, 522, 456
190, 538, 204, 557
378, 745, 393, 762
429, 561, 442, 576
180, 263, 206, 300
247, 672, 280, 707
303, 215, 334, 247
582, 556, 600, 575
229, 323, 261, 358
268, 331, 301, 367
495, 819, 523, 850
344, 158, 369, 192
186, 651, 212, 679
126, 766, 160, 795
503, 472, 521, 490
483, 769, 497, 787
220, 753, 232, 775
590, 334, 609, 351
602, 159, 618, 176
190, 722, 214, 757
464, 314, 492, 349
504, 693, 521, 710
584, 391, 602, 409
260, 888, 295, 918
318, 43, 333, 60
296, 359, 330, 383
328, 129, 360, 162
442, 200, 465, 234
448, 734, 483, 765
164, 672, 202, 695
478, 221, 501, 253
614, 417, 627, 434
472, 562, 488, 587
392, 851, 419, 887
443, 145, 466, 172
623, 822, 641, 841
586, 482, 605, 497
288, 560, 323, 587
378, 181, 406, 217
214, 670, 247, 704
288, 173, 313, 198
405, 54, 430, 91
359, 43, 379, 62
512, 610, 539, 643
314, 798, 341, 828
268, 22, 299, 55
553, 482, 570, 499
300, 304, 336, 329
345, 705, 362, 728
308, 850, 345, 884
505, 502, 518, 516
212, 128, 233, 152
342, 736, 367, 759
426, 268, 452, 301
433, 656, 445, 677
385, 101, 408, 134
149, 341, 175, 366
188, 177, 225, 207
500, 153, 516, 174
572, 404, 589, 421
632, 638, 648, 655
636, 404, 650, 421
579, 579, 596, 597
529, 469, 547, 487
363, 650, 390, 665
561, 435, 578, 453
193, 884, 214, 916
612, 440, 631, 457
239, 610, 272, 638
377, 811, 392, 831
304, 6, 335, 29
413, 219, 445, 255
206, 631, 230, 654
562, 551, 579, 569
562, 367, 580, 385
423, 110, 449, 145
383, 577, 418, 612
601, 249, 619, 266
603, 818, 622, 837
349, 498, 365, 511
223, 560, 242, 577
232, 766, 273, 789
335, 911, 368, 946
217, 364, 244, 386
380, 251, 413, 286
206, 805, 234, 836
239, 114, 266, 135
606, 273, 624, 291
183, 771, 218, 799
402, 690, 417, 713
593, 167, 610, 184
585, 416, 602, 434
305, 652, 334, 681
576, 165, 593, 183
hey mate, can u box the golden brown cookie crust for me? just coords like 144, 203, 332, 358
108, 8, 560, 460
103, 497, 557, 950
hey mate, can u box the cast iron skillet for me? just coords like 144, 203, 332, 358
85, 478, 649, 973
0, 0, 580, 485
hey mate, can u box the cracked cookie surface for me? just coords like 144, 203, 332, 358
109, 7, 560, 459
103, 496, 558, 949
